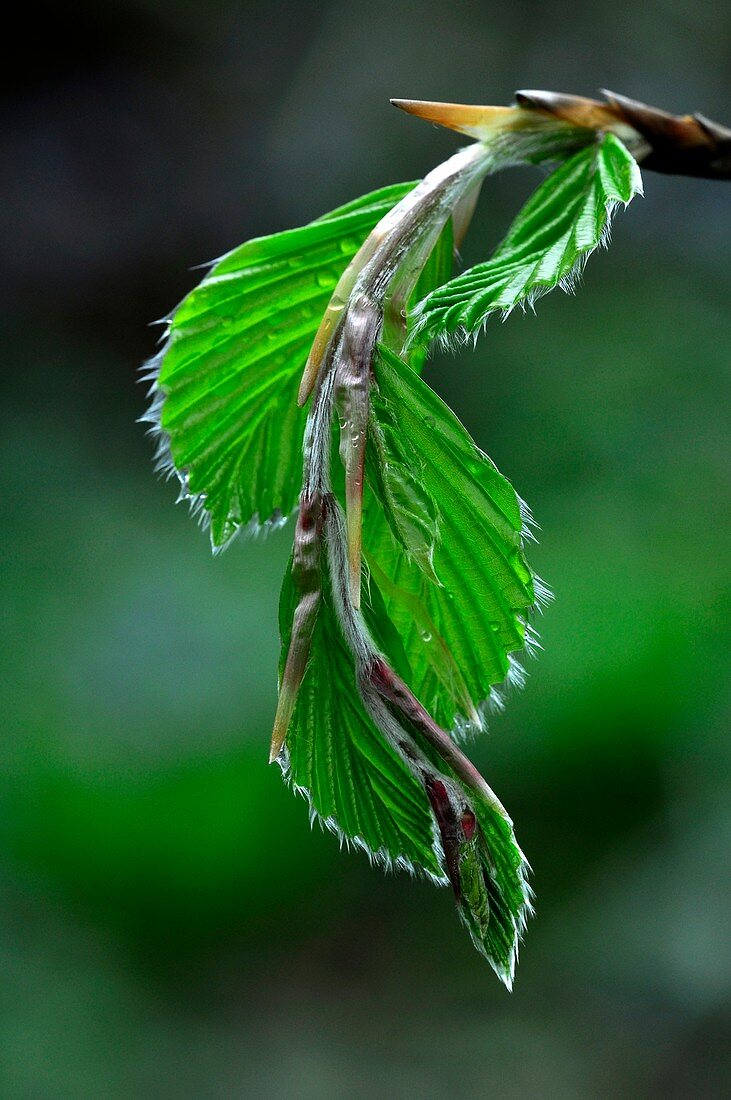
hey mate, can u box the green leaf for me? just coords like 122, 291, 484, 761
365, 346, 536, 732
365, 404, 439, 583
278, 561, 444, 880
278, 538, 531, 980
456, 794, 531, 988
411, 133, 642, 342
147, 181, 417, 547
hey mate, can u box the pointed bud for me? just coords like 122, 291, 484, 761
391, 98, 521, 140
601, 90, 731, 179
514, 89, 619, 131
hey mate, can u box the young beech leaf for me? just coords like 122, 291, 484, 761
146, 182, 417, 547
411, 133, 642, 343
364, 345, 536, 734
420, 775, 530, 986
364, 406, 440, 583
456, 792, 531, 985
277, 560, 444, 880
278, 525, 532, 983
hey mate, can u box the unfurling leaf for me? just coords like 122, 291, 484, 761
276, 501, 531, 983
423, 776, 530, 988
365, 345, 536, 734
365, 401, 440, 584
457, 793, 532, 987
146, 182, 416, 547
277, 559, 444, 879
411, 133, 641, 343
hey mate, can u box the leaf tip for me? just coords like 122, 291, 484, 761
269, 698, 292, 763
297, 370, 315, 407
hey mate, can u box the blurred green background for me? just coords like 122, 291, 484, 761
2, 2, 730, 1096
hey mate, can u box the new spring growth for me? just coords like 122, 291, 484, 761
147, 88, 730, 983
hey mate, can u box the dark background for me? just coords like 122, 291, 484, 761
2, 2, 730, 1096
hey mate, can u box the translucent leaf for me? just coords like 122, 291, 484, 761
277, 562, 444, 880
411, 133, 642, 342
405, 216, 454, 373
147, 181, 417, 547
365, 346, 535, 732
412, 214, 455, 306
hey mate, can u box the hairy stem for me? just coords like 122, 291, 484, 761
279, 137, 521, 778
298, 139, 494, 406
299, 140, 496, 604
270, 491, 324, 761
